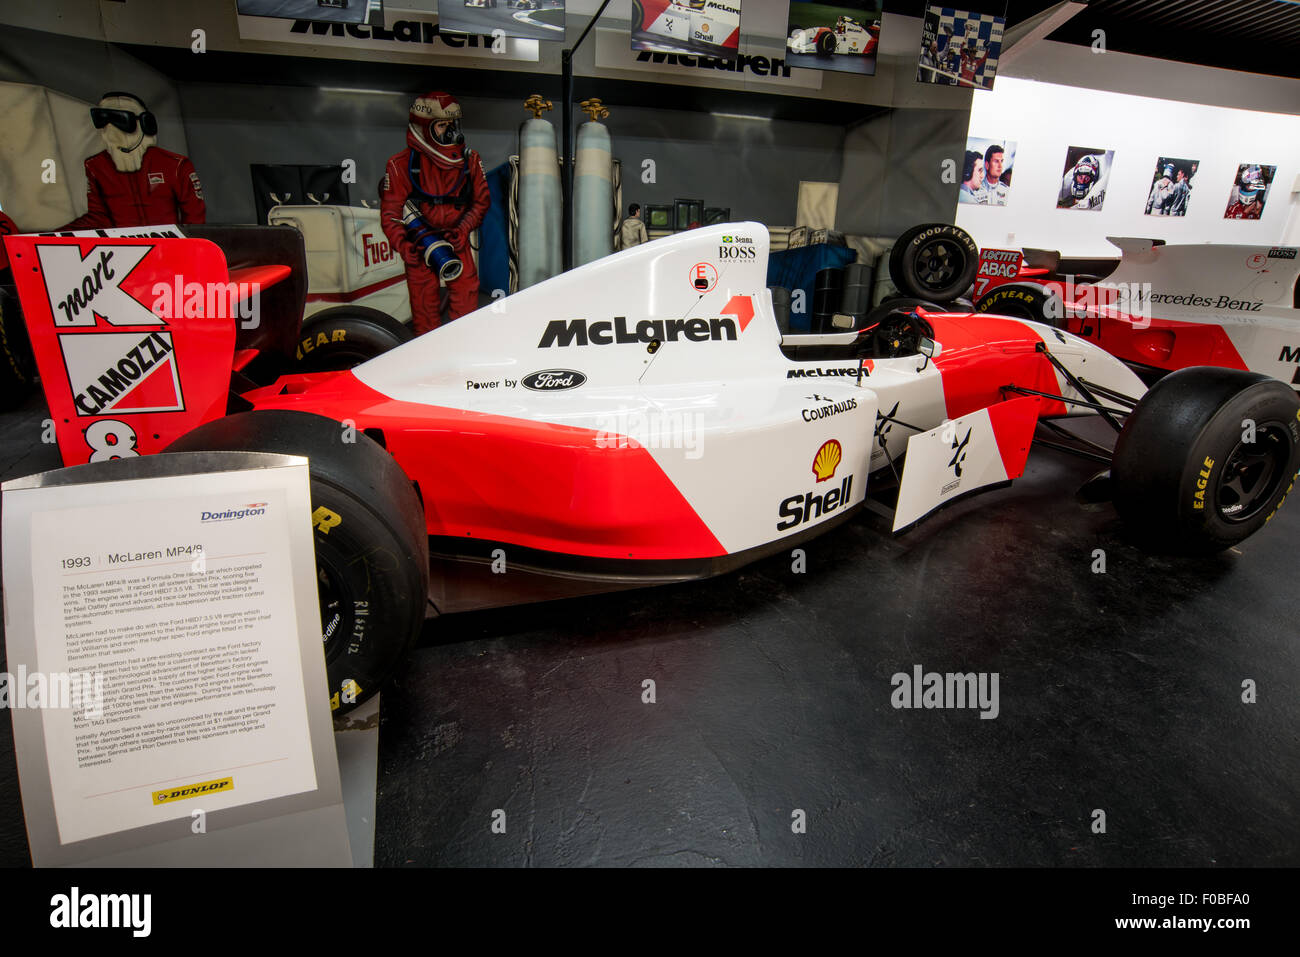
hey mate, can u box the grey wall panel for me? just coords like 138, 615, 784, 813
836, 108, 969, 238
178, 85, 845, 226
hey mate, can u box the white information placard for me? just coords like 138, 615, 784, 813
3, 452, 350, 866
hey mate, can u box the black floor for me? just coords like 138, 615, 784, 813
1, 392, 1297, 867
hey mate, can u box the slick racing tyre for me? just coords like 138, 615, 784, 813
975, 282, 1066, 330
817, 31, 837, 56
167, 410, 430, 714
0, 286, 38, 412
295, 307, 413, 373
1112, 367, 1300, 552
889, 223, 979, 302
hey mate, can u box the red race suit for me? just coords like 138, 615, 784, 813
1224, 201, 1262, 220
63, 147, 206, 230
380, 147, 490, 333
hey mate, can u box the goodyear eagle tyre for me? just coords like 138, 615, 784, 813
974, 281, 1066, 330
817, 30, 837, 56
295, 307, 413, 373
1112, 367, 1300, 552
889, 223, 979, 303
166, 410, 429, 714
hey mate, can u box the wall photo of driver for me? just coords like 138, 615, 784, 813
916, 5, 1005, 90
959, 136, 1015, 206
1056, 145, 1113, 211
1223, 162, 1275, 220
1144, 155, 1198, 217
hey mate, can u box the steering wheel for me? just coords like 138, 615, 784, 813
871, 310, 931, 358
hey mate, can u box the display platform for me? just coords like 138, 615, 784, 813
1, 390, 1295, 867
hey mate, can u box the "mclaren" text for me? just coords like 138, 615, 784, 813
539, 316, 737, 348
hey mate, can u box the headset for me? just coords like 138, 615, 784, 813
90, 91, 158, 137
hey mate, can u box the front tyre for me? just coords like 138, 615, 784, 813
166, 410, 430, 714
1112, 367, 1300, 552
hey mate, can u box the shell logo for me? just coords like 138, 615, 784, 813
812, 439, 843, 483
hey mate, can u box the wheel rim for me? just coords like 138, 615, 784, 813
1214, 423, 1291, 523
317, 554, 354, 664
915, 238, 962, 290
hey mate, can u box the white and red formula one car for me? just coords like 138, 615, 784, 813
636, 0, 741, 54
5, 223, 1298, 711
788, 15, 880, 57
968, 236, 1300, 389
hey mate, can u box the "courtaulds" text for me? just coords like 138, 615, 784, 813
539, 317, 738, 348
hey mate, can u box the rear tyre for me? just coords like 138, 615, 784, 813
295, 307, 413, 372
166, 410, 430, 714
889, 223, 979, 302
1112, 367, 1300, 552
974, 281, 1066, 329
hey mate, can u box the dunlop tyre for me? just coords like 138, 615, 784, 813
166, 410, 429, 714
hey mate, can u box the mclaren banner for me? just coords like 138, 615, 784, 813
236, 9, 541, 62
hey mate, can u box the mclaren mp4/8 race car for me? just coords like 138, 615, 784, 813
5, 223, 1298, 712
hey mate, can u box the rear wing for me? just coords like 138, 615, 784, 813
3, 234, 296, 466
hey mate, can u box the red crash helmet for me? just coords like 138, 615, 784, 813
408, 91, 465, 167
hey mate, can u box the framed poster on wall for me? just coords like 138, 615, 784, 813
631, 0, 743, 61
784, 0, 883, 75
917, 5, 1005, 90
441, 0, 567, 42
1057, 147, 1114, 211
1144, 157, 1198, 216
1224, 164, 1276, 220
960, 136, 1016, 206
236, 0, 384, 25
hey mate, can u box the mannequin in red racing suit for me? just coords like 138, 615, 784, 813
62, 93, 205, 230
380, 91, 491, 332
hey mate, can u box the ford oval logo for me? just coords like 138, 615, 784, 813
522, 370, 587, 391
